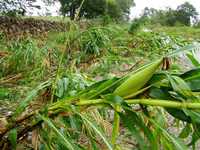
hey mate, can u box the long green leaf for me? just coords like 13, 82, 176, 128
40, 115, 76, 150
14, 80, 51, 117
8, 128, 17, 150
150, 119, 188, 150
78, 113, 113, 150
167, 43, 200, 57
119, 108, 157, 150
186, 52, 200, 67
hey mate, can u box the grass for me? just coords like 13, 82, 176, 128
1, 19, 200, 149
24, 16, 70, 23
151, 26, 200, 41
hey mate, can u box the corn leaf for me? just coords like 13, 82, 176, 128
119, 109, 157, 150
150, 119, 188, 150
8, 128, 17, 150
78, 113, 113, 150
40, 115, 76, 150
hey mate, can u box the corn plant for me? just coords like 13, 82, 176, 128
1, 44, 200, 149
1, 19, 200, 149
186, 46, 200, 67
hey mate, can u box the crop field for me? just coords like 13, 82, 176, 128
1, 16, 200, 150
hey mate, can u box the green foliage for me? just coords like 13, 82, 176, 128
80, 27, 111, 55
41, 45, 199, 149
8, 129, 17, 150
119, 109, 157, 149
2, 19, 200, 150
176, 2, 199, 26
66, 26, 114, 64
55, 73, 92, 98
151, 26, 200, 40
130, 31, 189, 56
40, 115, 80, 150
78, 112, 113, 150
195, 22, 200, 28
13, 80, 50, 117
0, 0, 40, 16
0, 38, 62, 81
58, 0, 134, 20
141, 2, 199, 26
0, 88, 10, 99
128, 17, 147, 34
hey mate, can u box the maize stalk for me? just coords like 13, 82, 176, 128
111, 105, 121, 147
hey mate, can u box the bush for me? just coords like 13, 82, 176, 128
195, 21, 200, 28
128, 17, 147, 34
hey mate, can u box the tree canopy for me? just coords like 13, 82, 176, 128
1, 0, 134, 20
140, 2, 199, 26
57, 0, 135, 20
176, 2, 199, 25
0, 0, 41, 16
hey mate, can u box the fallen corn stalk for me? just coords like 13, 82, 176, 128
1, 98, 200, 144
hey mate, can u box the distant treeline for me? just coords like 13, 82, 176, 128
134, 2, 200, 27
0, 0, 134, 21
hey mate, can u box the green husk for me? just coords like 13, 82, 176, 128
114, 58, 163, 97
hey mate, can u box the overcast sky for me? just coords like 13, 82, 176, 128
32, 0, 200, 18
130, 0, 200, 19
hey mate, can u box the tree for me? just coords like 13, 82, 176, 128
142, 7, 158, 18
57, 0, 134, 20
176, 2, 198, 26
58, 0, 81, 19
140, 7, 176, 26
0, 0, 41, 16
115, 0, 135, 20
140, 2, 199, 26
162, 7, 177, 26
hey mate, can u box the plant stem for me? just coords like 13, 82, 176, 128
2, 98, 200, 146
76, 99, 200, 109
127, 99, 200, 109
111, 105, 120, 147
74, 0, 85, 21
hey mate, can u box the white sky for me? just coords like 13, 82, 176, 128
130, 0, 200, 19
30, 1, 60, 16
31, 0, 200, 18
